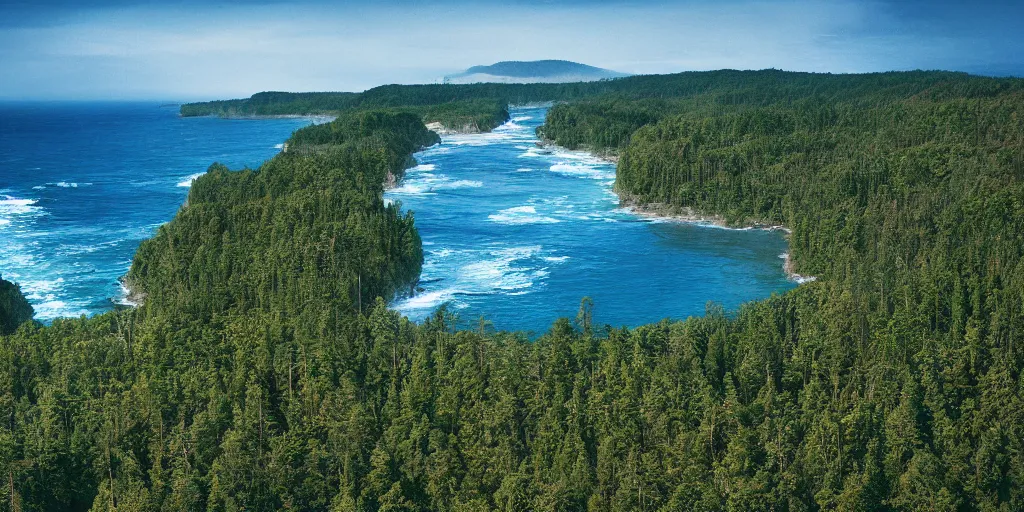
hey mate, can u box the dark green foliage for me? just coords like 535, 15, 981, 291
0, 276, 33, 335
3, 70, 1024, 510
128, 110, 430, 323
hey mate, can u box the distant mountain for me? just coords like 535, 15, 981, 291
444, 60, 630, 84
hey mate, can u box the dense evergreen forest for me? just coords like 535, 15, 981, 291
0, 276, 32, 335
2, 70, 1024, 511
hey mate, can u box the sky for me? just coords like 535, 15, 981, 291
0, 0, 1021, 100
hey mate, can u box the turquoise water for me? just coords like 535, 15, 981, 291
387, 106, 795, 333
0, 102, 314, 320
1, 103, 795, 331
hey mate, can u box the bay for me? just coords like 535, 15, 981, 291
0, 102, 314, 320
387, 106, 796, 334
0, 102, 795, 331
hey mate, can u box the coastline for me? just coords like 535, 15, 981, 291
537, 138, 815, 284
183, 113, 338, 124
116, 276, 147, 307
536, 137, 619, 163
619, 198, 814, 283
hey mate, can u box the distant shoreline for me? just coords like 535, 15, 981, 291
182, 113, 337, 124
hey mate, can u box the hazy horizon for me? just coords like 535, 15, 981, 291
1, 0, 1022, 101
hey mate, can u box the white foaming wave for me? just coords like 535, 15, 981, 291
116, 281, 140, 307
549, 163, 616, 180
0, 196, 44, 224
518, 147, 551, 158
409, 163, 436, 172
51, 182, 91, 188
543, 256, 570, 263
55, 239, 122, 257
32, 300, 91, 321
516, 168, 534, 172
444, 120, 534, 147
394, 288, 470, 311
417, 145, 452, 157
512, 116, 533, 122
177, 172, 205, 187
0, 196, 37, 208
447, 133, 523, 147
488, 205, 560, 225
460, 245, 547, 291
0, 219, 9, 227
16, 277, 86, 320
274, 143, 285, 149
390, 182, 433, 195
399, 244, 554, 315
388, 173, 482, 196
440, 180, 483, 189
780, 253, 818, 284
432, 248, 455, 258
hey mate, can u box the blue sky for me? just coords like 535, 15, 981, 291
0, 0, 1021, 100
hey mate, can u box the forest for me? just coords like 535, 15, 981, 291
2, 70, 1024, 511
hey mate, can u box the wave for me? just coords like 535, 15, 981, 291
417, 145, 452, 157
0, 196, 43, 221
409, 163, 436, 172
511, 116, 533, 122
549, 163, 616, 180
460, 246, 547, 291
392, 288, 468, 313
442, 180, 483, 189
50, 181, 91, 188
518, 147, 551, 158
390, 182, 433, 195
398, 244, 556, 318
0, 196, 37, 207
274, 143, 284, 149
55, 239, 122, 256
488, 205, 560, 225
177, 172, 205, 187
388, 173, 482, 196
15, 277, 86, 320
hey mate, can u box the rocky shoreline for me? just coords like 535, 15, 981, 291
538, 137, 815, 284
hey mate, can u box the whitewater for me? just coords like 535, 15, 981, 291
1, 103, 794, 331
386, 106, 795, 333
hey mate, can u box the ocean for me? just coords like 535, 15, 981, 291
0, 102, 313, 320
387, 106, 796, 333
1, 102, 795, 331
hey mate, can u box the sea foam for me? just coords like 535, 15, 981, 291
177, 172, 205, 187
488, 205, 560, 225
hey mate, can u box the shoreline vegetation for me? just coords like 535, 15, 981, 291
3, 69, 1024, 510
536, 136, 811, 281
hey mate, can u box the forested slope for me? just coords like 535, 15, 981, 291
1, 70, 1023, 511
0, 276, 33, 335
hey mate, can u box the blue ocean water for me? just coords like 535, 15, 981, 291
0, 102, 314, 320
1, 102, 795, 331
388, 106, 796, 334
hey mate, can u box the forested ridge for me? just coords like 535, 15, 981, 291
2, 70, 1023, 511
